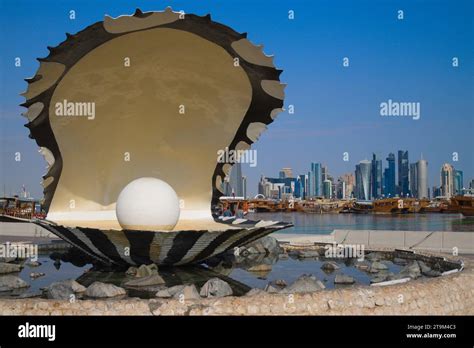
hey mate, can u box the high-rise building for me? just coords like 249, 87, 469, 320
440, 163, 455, 198
222, 174, 233, 196
384, 153, 396, 197
323, 179, 332, 199
371, 154, 382, 199
344, 173, 355, 198
294, 176, 301, 198
410, 163, 418, 198
355, 160, 371, 200
262, 176, 299, 199
432, 186, 442, 198
416, 159, 428, 199
304, 174, 309, 198
258, 176, 282, 199
398, 150, 409, 196
298, 174, 307, 199
307, 171, 313, 198
242, 176, 247, 198
337, 173, 355, 199
327, 175, 336, 198
454, 170, 464, 196
321, 165, 329, 182
258, 175, 266, 195
228, 162, 244, 197
309, 162, 322, 197
336, 178, 346, 199
279, 167, 293, 179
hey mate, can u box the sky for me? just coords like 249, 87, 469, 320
0, 0, 473, 198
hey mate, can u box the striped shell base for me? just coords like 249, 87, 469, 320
34, 218, 292, 266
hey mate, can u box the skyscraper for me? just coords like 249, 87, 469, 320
242, 176, 247, 198
416, 159, 428, 199
371, 153, 382, 199
307, 171, 313, 198
454, 170, 464, 195
410, 163, 418, 198
336, 178, 346, 199
355, 160, 371, 200
323, 179, 332, 199
321, 165, 329, 182
342, 173, 355, 199
327, 175, 336, 198
298, 174, 307, 199
440, 163, 454, 198
258, 175, 266, 195
279, 167, 293, 179
228, 162, 243, 196
398, 150, 409, 196
309, 162, 322, 197
337, 173, 355, 199
384, 153, 396, 197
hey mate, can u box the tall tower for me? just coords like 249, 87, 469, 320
321, 165, 329, 182
342, 173, 355, 199
228, 162, 243, 197
440, 163, 454, 198
355, 160, 371, 200
298, 174, 307, 199
279, 167, 293, 179
416, 159, 428, 199
454, 170, 463, 196
258, 175, 266, 195
371, 153, 382, 199
398, 150, 409, 196
323, 179, 332, 199
384, 153, 396, 197
410, 163, 418, 198
310, 163, 322, 197
307, 171, 313, 198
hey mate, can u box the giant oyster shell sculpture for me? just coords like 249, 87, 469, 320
23, 8, 291, 266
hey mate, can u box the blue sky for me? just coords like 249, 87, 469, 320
1, 0, 473, 197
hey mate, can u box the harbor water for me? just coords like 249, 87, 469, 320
247, 212, 474, 234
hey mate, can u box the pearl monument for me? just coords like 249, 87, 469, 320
116, 177, 180, 231
22, 8, 292, 266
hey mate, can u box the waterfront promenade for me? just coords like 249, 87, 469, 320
273, 230, 474, 254
1, 221, 473, 254
0, 221, 59, 245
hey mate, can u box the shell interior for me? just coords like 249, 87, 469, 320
22, 8, 285, 231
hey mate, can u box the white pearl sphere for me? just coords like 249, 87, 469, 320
116, 177, 180, 231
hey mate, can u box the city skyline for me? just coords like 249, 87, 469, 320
246, 148, 471, 200
242, 145, 472, 197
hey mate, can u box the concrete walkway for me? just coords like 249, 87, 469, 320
273, 229, 474, 254
0, 221, 59, 244
1, 221, 472, 254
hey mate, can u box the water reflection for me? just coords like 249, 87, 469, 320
76, 265, 252, 298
